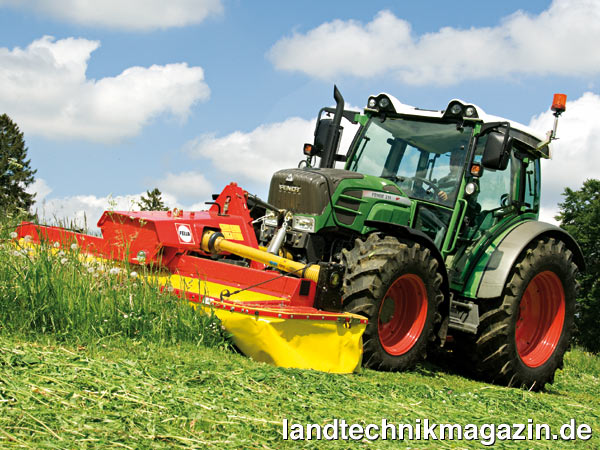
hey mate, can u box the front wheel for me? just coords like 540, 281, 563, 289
342, 234, 444, 371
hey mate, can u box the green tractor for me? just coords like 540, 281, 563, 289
258, 86, 583, 390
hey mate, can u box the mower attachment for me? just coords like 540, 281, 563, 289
15, 183, 366, 373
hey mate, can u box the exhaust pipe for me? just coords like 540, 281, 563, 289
319, 85, 345, 168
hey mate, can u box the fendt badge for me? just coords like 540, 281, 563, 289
279, 184, 301, 194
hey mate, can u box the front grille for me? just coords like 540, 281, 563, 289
334, 190, 362, 225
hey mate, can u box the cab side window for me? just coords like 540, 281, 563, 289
523, 157, 539, 212
473, 136, 513, 213
459, 136, 514, 237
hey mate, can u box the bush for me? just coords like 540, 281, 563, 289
556, 179, 600, 353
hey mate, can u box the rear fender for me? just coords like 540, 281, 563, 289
474, 220, 585, 299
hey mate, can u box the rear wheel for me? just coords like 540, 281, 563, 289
342, 233, 443, 371
471, 237, 577, 390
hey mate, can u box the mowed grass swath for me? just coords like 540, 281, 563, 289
0, 334, 598, 449
0, 222, 230, 348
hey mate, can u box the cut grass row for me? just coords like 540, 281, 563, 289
1, 335, 598, 449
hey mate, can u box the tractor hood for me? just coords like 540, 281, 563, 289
268, 168, 364, 215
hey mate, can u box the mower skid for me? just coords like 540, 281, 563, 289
209, 303, 365, 373
154, 262, 366, 373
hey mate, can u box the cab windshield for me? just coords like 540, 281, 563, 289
348, 117, 473, 206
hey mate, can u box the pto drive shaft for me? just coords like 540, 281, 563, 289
200, 230, 321, 283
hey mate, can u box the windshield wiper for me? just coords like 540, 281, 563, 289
350, 137, 370, 171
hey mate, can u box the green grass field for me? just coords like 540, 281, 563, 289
1, 226, 599, 449
2, 336, 599, 449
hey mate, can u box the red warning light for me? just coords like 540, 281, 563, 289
552, 93, 567, 113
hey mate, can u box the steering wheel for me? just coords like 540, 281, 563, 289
409, 176, 441, 195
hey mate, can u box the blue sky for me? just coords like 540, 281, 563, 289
1, 0, 598, 226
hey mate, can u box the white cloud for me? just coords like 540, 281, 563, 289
0, 36, 210, 142
186, 118, 313, 183
528, 92, 600, 224
156, 171, 214, 204
34, 193, 145, 230
268, 0, 600, 85
31, 171, 215, 230
26, 178, 52, 203
186, 116, 360, 183
0, 0, 223, 31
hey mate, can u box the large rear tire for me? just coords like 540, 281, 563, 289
471, 237, 577, 390
342, 233, 444, 371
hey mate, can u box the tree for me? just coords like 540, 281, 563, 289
138, 188, 169, 211
556, 179, 600, 353
0, 114, 36, 217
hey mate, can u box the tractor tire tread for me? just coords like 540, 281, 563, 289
342, 233, 444, 372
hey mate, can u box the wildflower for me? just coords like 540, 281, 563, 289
12, 250, 22, 257
58, 250, 65, 257
71, 243, 78, 251
123, 314, 129, 319
109, 267, 121, 275
60, 258, 68, 265
24, 235, 32, 243
130, 271, 138, 279
9, 232, 17, 239
87, 267, 95, 274
136, 250, 147, 263
53, 242, 60, 248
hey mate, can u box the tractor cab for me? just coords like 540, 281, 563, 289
317, 90, 551, 265
344, 104, 474, 249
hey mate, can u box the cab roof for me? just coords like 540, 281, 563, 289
368, 92, 547, 145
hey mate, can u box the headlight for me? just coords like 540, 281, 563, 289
465, 182, 477, 195
443, 100, 478, 119
264, 211, 278, 227
292, 215, 315, 233
378, 97, 390, 109
450, 104, 463, 115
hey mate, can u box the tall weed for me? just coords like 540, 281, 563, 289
0, 226, 230, 348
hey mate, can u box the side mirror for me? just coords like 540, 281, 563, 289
314, 118, 333, 153
303, 118, 332, 157
482, 131, 512, 171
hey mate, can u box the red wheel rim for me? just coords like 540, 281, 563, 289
515, 271, 565, 368
378, 274, 428, 355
